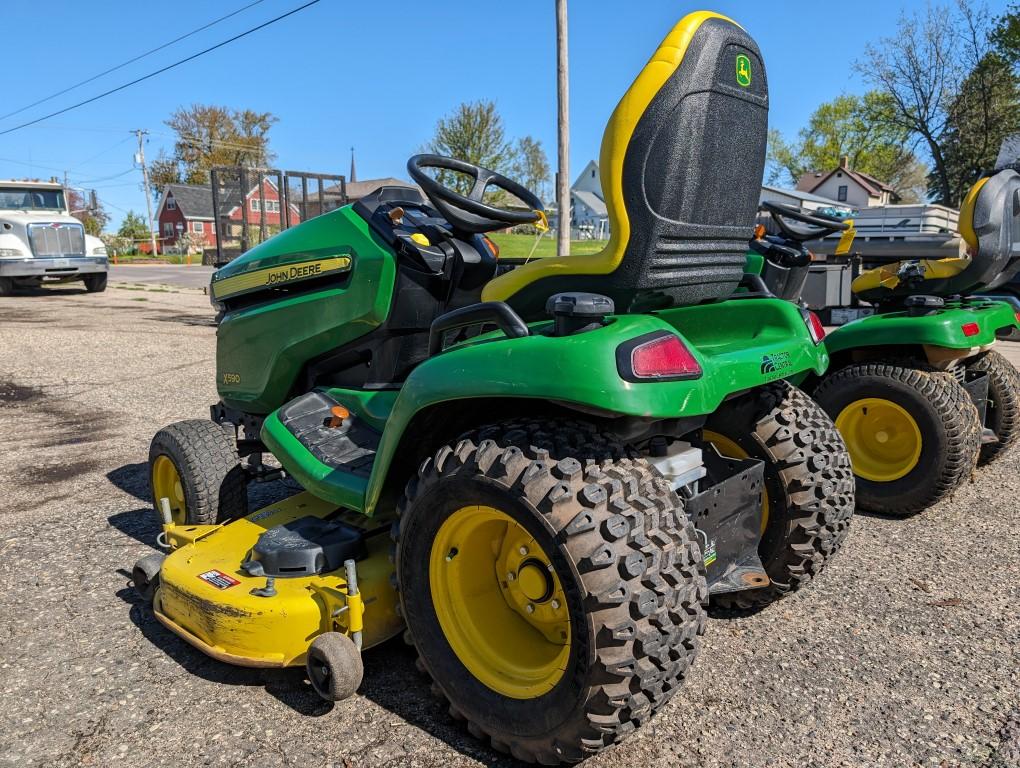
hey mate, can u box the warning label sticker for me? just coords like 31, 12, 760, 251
198, 569, 241, 590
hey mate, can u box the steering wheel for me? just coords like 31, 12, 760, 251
407, 154, 545, 234
760, 201, 849, 243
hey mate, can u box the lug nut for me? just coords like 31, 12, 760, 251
519, 546, 529, 556
525, 604, 535, 614
551, 599, 560, 610
507, 572, 516, 581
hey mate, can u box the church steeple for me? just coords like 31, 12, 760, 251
349, 146, 357, 184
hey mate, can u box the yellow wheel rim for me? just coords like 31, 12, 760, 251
429, 505, 571, 699
151, 455, 187, 524
835, 398, 922, 482
703, 430, 770, 534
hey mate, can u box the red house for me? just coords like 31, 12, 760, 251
155, 179, 300, 252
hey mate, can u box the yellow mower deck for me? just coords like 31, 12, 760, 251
153, 492, 402, 668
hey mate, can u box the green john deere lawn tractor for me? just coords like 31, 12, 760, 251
133, 10, 854, 762
748, 168, 1020, 516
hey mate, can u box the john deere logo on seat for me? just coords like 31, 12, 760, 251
736, 54, 752, 87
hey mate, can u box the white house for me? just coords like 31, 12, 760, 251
796, 156, 897, 208
570, 160, 609, 239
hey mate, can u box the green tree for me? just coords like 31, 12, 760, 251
854, 1, 1017, 206
511, 136, 551, 200
767, 92, 927, 202
150, 104, 277, 192
117, 210, 150, 241
937, 51, 1020, 202
991, 2, 1020, 61
425, 101, 514, 195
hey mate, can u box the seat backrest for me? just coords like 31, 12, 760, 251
963, 168, 1020, 292
482, 11, 769, 317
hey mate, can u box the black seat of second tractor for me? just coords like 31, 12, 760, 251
853, 168, 1020, 304
482, 12, 770, 317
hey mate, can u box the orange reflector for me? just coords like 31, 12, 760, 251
328, 405, 350, 428
961, 322, 980, 337
753, 224, 766, 239
1015, 311, 1020, 325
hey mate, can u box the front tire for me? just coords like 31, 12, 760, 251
703, 381, 855, 610
83, 273, 107, 293
393, 420, 707, 764
813, 363, 980, 516
0, 276, 13, 296
148, 419, 248, 525
967, 350, 1020, 465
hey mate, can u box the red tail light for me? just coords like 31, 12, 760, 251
961, 322, 980, 337
618, 332, 702, 381
804, 310, 826, 344
1014, 311, 1020, 325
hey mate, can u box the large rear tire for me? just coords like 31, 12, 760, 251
148, 419, 248, 525
393, 420, 707, 764
967, 350, 1020, 465
812, 363, 980, 516
703, 381, 855, 610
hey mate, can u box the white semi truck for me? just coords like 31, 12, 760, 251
0, 180, 108, 295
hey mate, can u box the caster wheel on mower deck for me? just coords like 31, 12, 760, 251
393, 420, 708, 764
813, 363, 981, 516
967, 350, 1020, 465
305, 632, 364, 702
148, 419, 248, 526
703, 380, 855, 611
132, 552, 165, 603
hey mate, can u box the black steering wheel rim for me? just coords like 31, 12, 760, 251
407, 154, 544, 231
760, 200, 849, 242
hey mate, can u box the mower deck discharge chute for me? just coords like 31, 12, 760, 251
750, 159, 1020, 516
137, 11, 854, 762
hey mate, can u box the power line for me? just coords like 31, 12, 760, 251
74, 168, 136, 185
0, 0, 323, 137
0, 0, 268, 123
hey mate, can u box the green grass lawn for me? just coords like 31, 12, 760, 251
488, 233, 607, 260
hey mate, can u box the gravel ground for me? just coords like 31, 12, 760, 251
1, 283, 1018, 768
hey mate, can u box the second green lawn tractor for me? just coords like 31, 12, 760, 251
749, 168, 1020, 516
133, 10, 854, 763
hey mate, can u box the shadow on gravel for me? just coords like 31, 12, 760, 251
108, 507, 161, 549
358, 640, 517, 767
0, 285, 88, 297
107, 462, 150, 501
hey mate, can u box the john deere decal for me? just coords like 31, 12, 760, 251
211, 254, 353, 301
736, 54, 752, 87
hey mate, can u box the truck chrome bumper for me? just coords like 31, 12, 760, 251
0, 257, 108, 278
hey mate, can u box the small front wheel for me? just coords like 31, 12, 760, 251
132, 552, 165, 603
305, 632, 364, 702
148, 419, 248, 525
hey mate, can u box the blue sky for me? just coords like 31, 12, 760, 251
0, 0, 1010, 228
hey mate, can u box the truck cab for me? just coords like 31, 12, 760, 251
0, 180, 109, 295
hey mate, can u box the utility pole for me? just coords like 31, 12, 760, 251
555, 0, 570, 257
134, 129, 158, 257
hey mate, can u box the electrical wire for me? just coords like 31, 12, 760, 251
0, 0, 322, 137
0, 0, 267, 122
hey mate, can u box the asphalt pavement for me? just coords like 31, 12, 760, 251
109, 264, 215, 290
1, 284, 1019, 768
